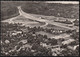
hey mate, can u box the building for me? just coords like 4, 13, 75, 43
12, 31, 22, 36
19, 40, 27, 44
62, 39, 75, 45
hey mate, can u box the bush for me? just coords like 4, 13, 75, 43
49, 38, 57, 45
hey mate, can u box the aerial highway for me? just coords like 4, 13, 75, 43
18, 6, 76, 30
2, 6, 78, 30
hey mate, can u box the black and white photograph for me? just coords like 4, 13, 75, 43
1, 1, 79, 56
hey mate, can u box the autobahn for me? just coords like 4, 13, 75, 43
18, 6, 77, 30
2, 6, 78, 30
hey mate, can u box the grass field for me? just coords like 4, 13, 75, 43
43, 24, 68, 31
12, 16, 45, 27
36, 31, 70, 39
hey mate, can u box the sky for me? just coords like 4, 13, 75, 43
45, 1, 79, 4
1, 1, 79, 4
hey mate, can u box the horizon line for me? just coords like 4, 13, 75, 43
45, 1, 79, 4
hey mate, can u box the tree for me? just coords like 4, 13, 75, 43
70, 32, 79, 40
49, 38, 57, 45
66, 30, 72, 34
17, 48, 33, 56
31, 43, 40, 50
44, 35, 47, 39
60, 44, 67, 48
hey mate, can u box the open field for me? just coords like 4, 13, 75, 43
36, 31, 70, 40
30, 13, 76, 22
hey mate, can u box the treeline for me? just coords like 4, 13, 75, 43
1, 1, 36, 20
1, 1, 79, 21
1, 1, 19, 20
22, 3, 79, 19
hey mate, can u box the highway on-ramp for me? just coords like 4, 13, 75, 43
17, 6, 77, 30
2, 6, 78, 30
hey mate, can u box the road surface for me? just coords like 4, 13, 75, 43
17, 6, 76, 30
2, 6, 78, 30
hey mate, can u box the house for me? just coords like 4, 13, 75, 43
62, 39, 75, 45
23, 44, 32, 48
1, 40, 3, 44
19, 40, 27, 44
67, 24, 73, 27
12, 31, 22, 36
40, 42, 47, 47
5, 40, 10, 44
59, 30, 63, 33
39, 17, 45, 19
54, 18, 66, 22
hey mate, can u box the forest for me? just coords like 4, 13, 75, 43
1, 1, 79, 20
